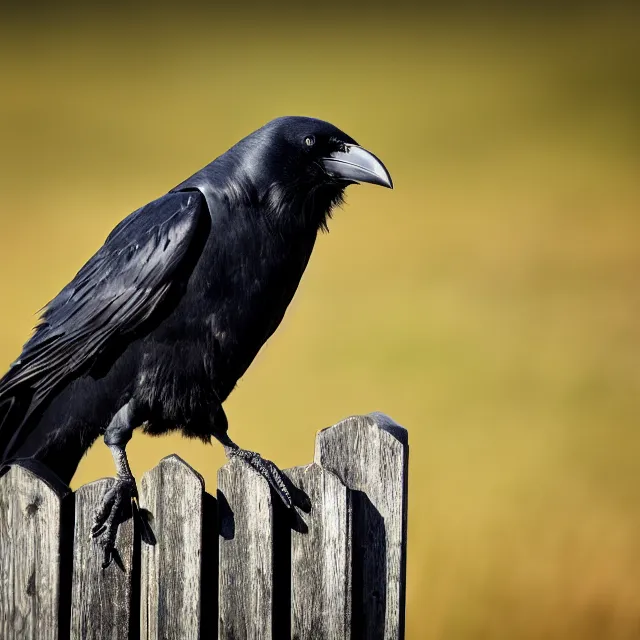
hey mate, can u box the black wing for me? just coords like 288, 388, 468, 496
0, 189, 209, 458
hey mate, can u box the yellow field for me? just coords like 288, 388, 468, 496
1, 6, 639, 638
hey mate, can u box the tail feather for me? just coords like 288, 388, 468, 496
0, 357, 64, 466
1, 373, 106, 486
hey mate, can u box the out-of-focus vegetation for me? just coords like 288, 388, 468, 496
1, 5, 639, 638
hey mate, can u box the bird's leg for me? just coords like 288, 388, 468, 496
91, 401, 137, 568
217, 433, 293, 508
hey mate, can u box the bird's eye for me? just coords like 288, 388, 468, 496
304, 136, 315, 147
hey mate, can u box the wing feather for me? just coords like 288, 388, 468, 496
0, 189, 208, 458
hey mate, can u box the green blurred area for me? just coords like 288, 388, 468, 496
1, 5, 639, 638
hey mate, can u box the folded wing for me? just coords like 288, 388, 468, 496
0, 189, 209, 460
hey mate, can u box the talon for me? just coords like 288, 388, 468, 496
230, 449, 293, 508
102, 546, 114, 569
91, 524, 106, 539
91, 475, 136, 564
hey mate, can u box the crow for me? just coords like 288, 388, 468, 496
0, 116, 392, 565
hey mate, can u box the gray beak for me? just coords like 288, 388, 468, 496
321, 144, 393, 189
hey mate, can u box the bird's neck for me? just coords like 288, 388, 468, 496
258, 180, 345, 235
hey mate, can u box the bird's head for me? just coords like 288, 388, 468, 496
228, 116, 393, 232
257, 116, 393, 190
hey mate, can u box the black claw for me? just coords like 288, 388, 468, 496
133, 502, 157, 546
102, 547, 113, 569
91, 523, 106, 539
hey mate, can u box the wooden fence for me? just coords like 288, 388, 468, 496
0, 412, 409, 640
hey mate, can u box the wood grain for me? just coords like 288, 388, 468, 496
218, 457, 274, 640
0, 464, 68, 640
286, 463, 352, 640
70, 478, 136, 640
315, 413, 409, 640
139, 455, 204, 640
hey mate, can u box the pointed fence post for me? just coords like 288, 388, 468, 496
139, 455, 205, 640
286, 463, 352, 640
315, 413, 409, 640
0, 464, 70, 640
217, 457, 275, 640
70, 478, 136, 640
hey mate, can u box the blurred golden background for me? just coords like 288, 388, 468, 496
1, 4, 639, 638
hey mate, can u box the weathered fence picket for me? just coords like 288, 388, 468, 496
286, 463, 352, 640
71, 479, 136, 640
218, 457, 275, 640
0, 413, 409, 639
140, 455, 205, 640
315, 413, 409, 640
0, 464, 70, 640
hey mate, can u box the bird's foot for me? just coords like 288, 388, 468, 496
91, 475, 137, 568
229, 449, 293, 508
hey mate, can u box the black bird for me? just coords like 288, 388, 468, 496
0, 116, 392, 564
